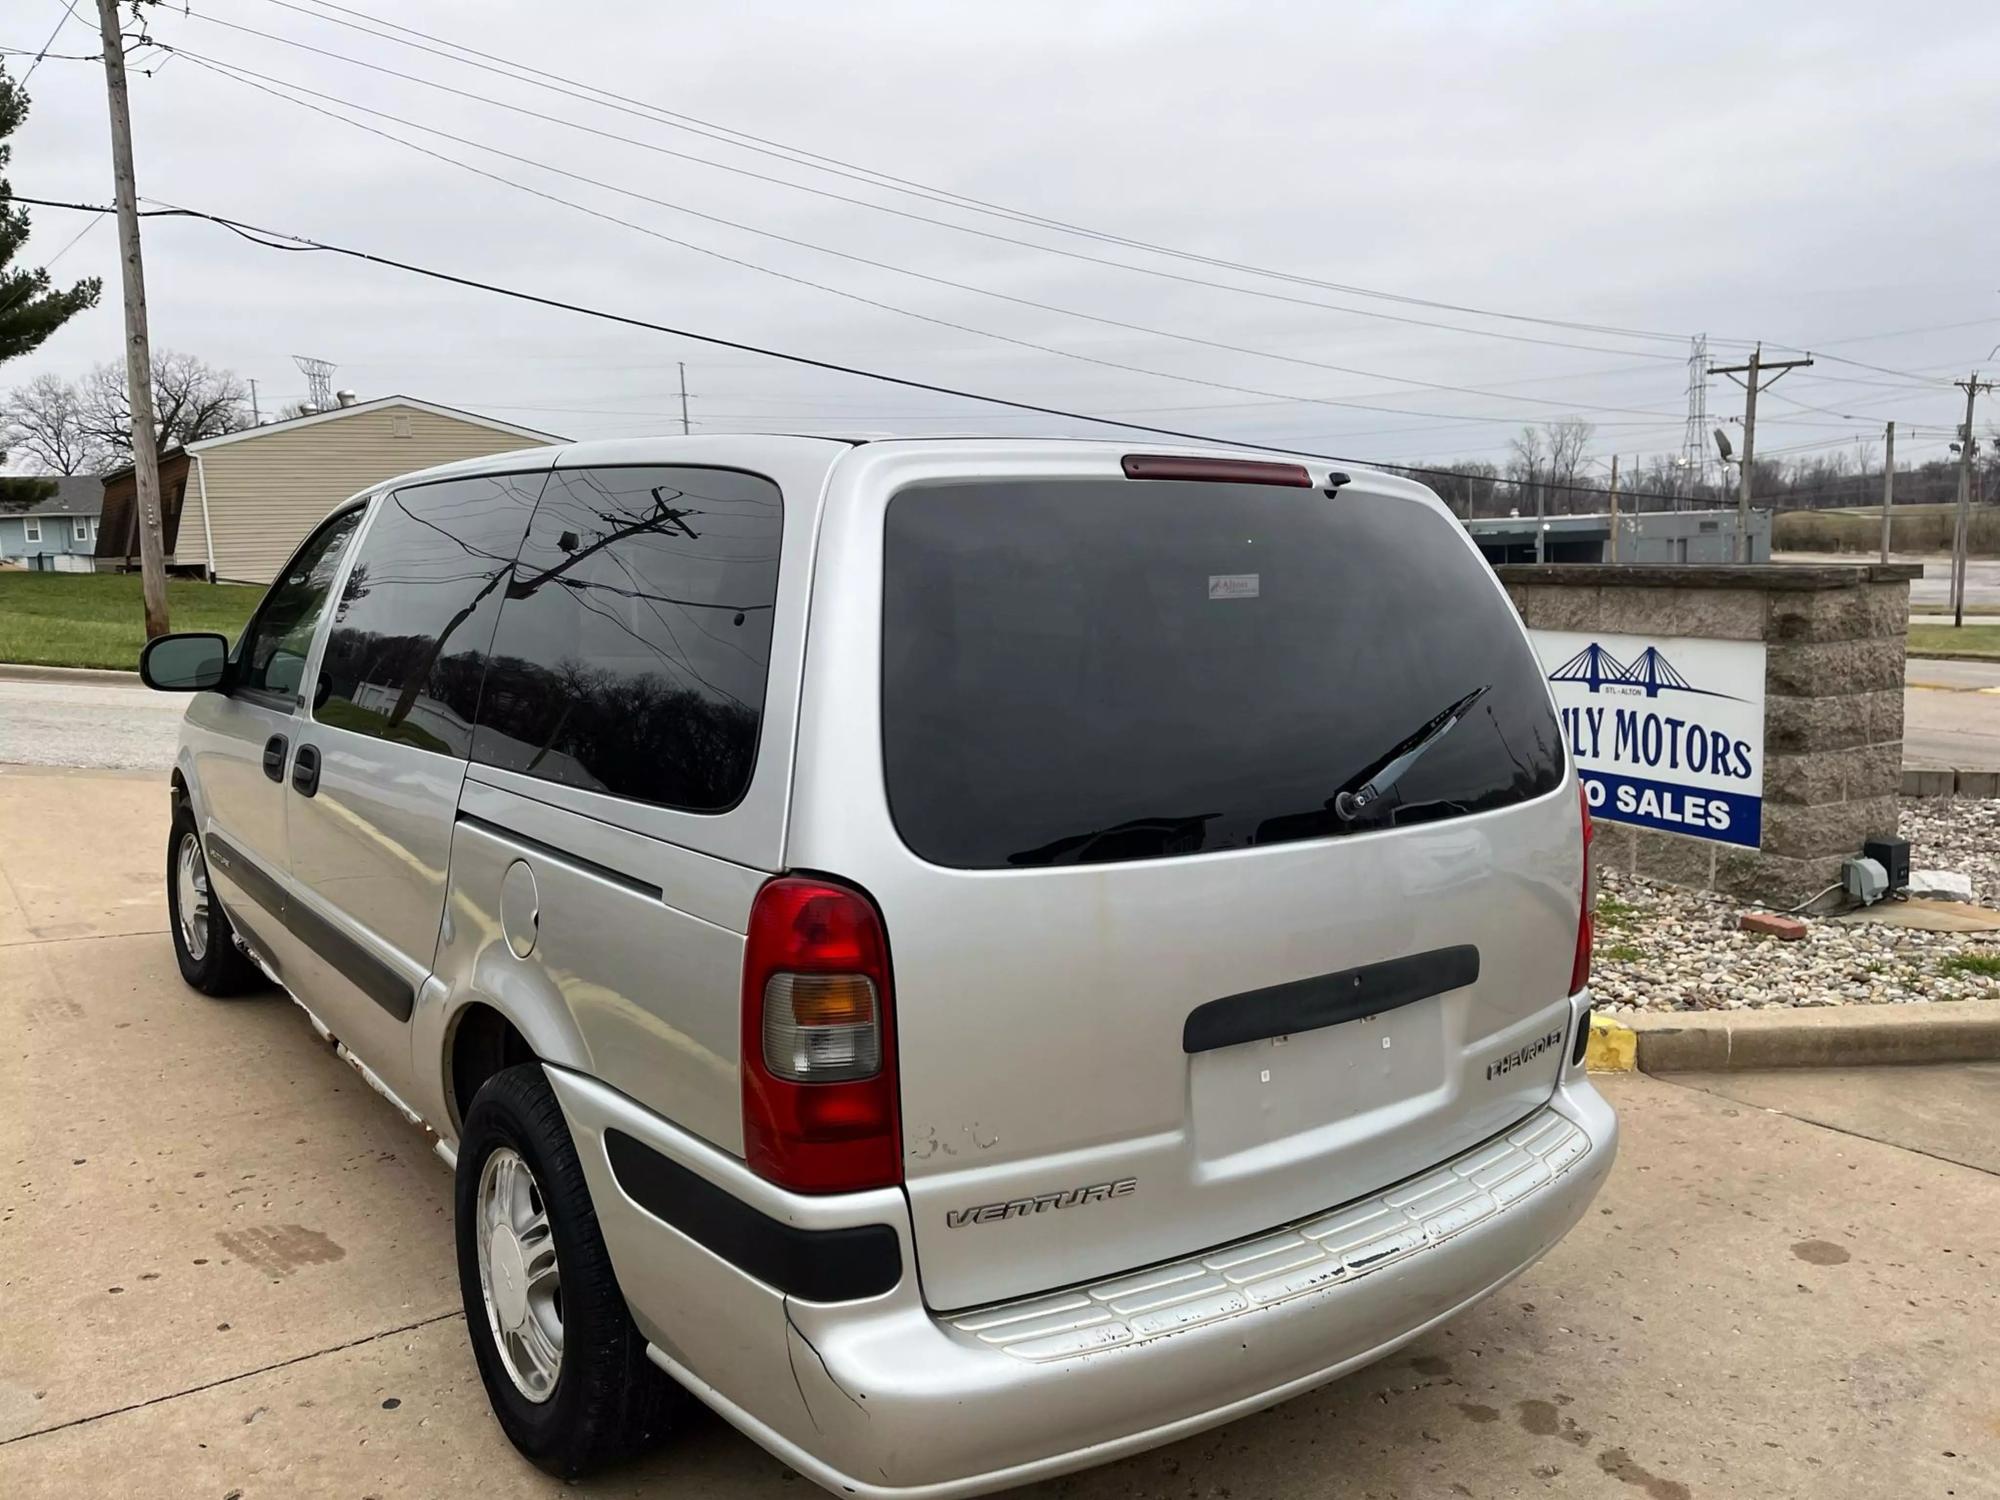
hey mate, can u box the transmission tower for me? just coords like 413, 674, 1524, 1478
293, 354, 336, 413
1679, 334, 1709, 510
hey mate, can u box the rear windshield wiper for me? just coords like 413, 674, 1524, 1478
1332, 684, 1491, 823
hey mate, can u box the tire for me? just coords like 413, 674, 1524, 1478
455, 1062, 681, 1477
167, 800, 261, 997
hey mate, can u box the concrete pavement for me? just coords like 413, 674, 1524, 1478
2, 766, 1996, 1498
1904, 656, 2000, 770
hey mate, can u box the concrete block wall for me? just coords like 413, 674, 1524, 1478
1497, 564, 1919, 908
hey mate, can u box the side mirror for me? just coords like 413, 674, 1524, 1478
139, 632, 229, 693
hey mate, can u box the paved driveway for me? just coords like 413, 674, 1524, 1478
1, 767, 1995, 1498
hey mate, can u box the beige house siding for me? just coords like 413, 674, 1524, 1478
199, 404, 552, 584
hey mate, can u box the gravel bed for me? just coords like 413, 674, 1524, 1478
1591, 797, 2000, 1013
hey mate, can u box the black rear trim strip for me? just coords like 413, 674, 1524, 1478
203, 832, 416, 1023
1183, 944, 1480, 1054
604, 1129, 902, 1302
454, 811, 663, 902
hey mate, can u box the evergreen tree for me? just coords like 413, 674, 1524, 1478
0, 65, 101, 369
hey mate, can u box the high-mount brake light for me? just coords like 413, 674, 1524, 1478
1120, 454, 1313, 487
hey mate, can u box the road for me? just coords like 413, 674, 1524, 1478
0, 670, 184, 771
1, 766, 1996, 1498
1905, 656, 2000, 770
1777, 552, 2000, 610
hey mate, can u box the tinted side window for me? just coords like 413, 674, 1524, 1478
473, 466, 782, 811
236, 508, 362, 702
313, 472, 547, 757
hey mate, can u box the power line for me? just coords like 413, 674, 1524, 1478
264, 0, 1974, 391
180, 6, 1704, 366
182, 48, 1698, 422
272, 0, 1715, 348
20, 0, 80, 84
173, 50, 1691, 432
0, 190, 1720, 507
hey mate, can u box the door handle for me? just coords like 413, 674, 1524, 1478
291, 742, 322, 798
262, 734, 289, 782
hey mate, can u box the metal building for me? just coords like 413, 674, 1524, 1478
1464, 508, 1770, 566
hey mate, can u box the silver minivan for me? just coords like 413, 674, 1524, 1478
143, 436, 1615, 1496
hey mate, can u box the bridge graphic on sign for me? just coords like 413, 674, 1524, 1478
1547, 642, 1745, 701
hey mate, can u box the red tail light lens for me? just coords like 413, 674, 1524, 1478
742, 876, 900, 1193
1570, 782, 1594, 996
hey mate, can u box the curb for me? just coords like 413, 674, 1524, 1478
0, 662, 142, 686
1901, 767, 2000, 798
1906, 651, 2000, 664
1585, 1013, 1638, 1072
1591, 999, 2000, 1074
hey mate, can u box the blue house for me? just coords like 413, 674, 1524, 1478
0, 476, 104, 570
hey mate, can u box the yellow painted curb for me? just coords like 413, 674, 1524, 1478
1586, 1013, 1638, 1073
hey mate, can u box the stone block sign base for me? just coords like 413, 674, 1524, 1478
1496, 562, 1919, 909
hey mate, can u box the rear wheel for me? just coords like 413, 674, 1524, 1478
166, 802, 260, 996
454, 1063, 680, 1477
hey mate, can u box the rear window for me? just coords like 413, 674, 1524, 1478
881, 478, 1563, 869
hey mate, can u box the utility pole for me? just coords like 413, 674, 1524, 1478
1711, 344, 1813, 563
678, 362, 690, 436
1531, 459, 1544, 563
1607, 453, 1621, 563
1879, 421, 1894, 565
95, 0, 169, 638
248, 377, 261, 427
1951, 372, 1993, 628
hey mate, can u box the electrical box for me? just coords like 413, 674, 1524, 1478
1863, 836, 1910, 893
1843, 856, 1889, 907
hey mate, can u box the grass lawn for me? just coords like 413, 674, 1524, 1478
0, 571, 260, 671
1907, 622, 2000, 659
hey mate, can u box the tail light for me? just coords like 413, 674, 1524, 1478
742, 875, 900, 1194
1570, 781, 1594, 996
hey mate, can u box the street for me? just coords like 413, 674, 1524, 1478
1905, 656, 2000, 770
2, 766, 1997, 1498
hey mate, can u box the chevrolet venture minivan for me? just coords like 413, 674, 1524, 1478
142, 436, 1616, 1496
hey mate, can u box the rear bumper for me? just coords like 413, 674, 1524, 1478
551, 1065, 1616, 1500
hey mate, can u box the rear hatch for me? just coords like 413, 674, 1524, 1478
812, 456, 1582, 1312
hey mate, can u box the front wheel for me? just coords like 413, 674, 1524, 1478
454, 1063, 681, 1477
166, 802, 260, 996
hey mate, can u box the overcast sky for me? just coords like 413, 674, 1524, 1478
6, 0, 1997, 485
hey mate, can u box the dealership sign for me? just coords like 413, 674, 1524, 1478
1530, 630, 1766, 849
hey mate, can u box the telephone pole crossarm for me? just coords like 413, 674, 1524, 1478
1708, 346, 1814, 563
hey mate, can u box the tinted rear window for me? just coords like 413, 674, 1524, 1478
882, 479, 1563, 869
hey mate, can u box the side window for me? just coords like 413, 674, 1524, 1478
474, 466, 782, 812
312, 472, 547, 757
236, 508, 363, 703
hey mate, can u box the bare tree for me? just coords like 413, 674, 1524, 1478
1506, 419, 1595, 515
2, 370, 110, 474
77, 350, 252, 462
1543, 418, 1595, 511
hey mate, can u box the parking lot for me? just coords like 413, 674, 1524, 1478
2, 764, 1996, 1498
